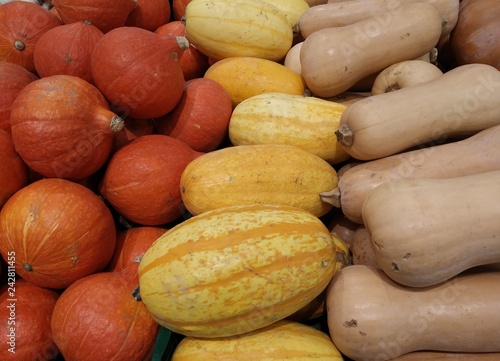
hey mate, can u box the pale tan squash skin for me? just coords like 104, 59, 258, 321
351, 225, 378, 267
172, 320, 343, 361
332, 123, 500, 224
362, 170, 500, 287
371, 60, 443, 95
327, 265, 500, 360
336, 63, 500, 160
297, 0, 458, 38
300, 2, 442, 98
284, 41, 303, 75
390, 351, 500, 360
180, 144, 338, 217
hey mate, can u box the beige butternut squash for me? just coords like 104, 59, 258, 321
390, 351, 500, 360
327, 265, 500, 360
328, 123, 500, 224
371, 60, 443, 94
362, 170, 500, 287
296, 0, 458, 38
180, 144, 338, 217
300, 2, 442, 98
351, 225, 378, 267
336, 63, 500, 160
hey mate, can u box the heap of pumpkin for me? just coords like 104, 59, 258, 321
0, 0, 499, 360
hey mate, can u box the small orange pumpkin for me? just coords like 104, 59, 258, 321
0, 130, 28, 209
125, 0, 172, 31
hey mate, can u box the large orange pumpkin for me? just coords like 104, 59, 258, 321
33, 20, 104, 84
125, 0, 171, 31
0, 279, 60, 361
0, 129, 28, 209
99, 134, 202, 226
10, 74, 124, 181
91, 26, 186, 120
51, 265, 158, 361
0, 1, 62, 72
0, 61, 38, 133
0, 178, 117, 289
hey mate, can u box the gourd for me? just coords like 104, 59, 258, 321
180, 144, 338, 217
336, 63, 500, 161
184, 0, 293, 62
0, 130, 28, 209
371, 60, 443, 95
330, 123, 500, 224
390, 351, 500, 360
0, 178, 117, 289
300, 2, 442, 98
171, 320, 343, 360
362, 170, 500, 287
228, 92, 349, 164
125, 0, 171, 31
327, 265, 500, 360
138, 203, 341, 337
10, 74, 124, 181
260, 0, 310, 27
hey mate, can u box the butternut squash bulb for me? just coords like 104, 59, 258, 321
184, 0, 293, 61
138, 204, 340, 338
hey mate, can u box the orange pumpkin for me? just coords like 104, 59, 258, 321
52, 0, 137, 33
125, 0, 171, 31
0, 178, 117, 289
0, 1, 62, 72
111, 117, 156, 153
0, 130, 28, 209
99, 134, 202, 226
91, 26, 186, 120
33, 20, 104, 84
172, 0, 191, 20
0, 61, 38, 133
51, 265, 158, 361
10, 74, 124, 181
0, 279, 60, 361
156, 78, 233, 152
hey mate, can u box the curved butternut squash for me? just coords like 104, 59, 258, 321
180, 144, 338, 217
330, 123, 500, 224
327, 265, 500, 360
362, 170, 500, 287
336, 63, 500, 160
300, 2, 442, 98
390, 351, 500, 360
371, 60, 443, 94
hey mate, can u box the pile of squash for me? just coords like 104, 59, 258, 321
0, 0, 499, 360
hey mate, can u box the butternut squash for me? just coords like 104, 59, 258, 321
138, 204, 340, 337
336, 63, 500, 160
284, 41, 303, 75
351, 225, 378, 267
184, 0, 293, 62
371, 60, 443, 95
329, 123, 500, 224
327, 265, 500, 360
228, 92, 350, 164
390, 351, 500, 360
171, 320, 343, 360
180, 144, 338, 217
204, 56, 305, 107
296, 0, 459, 38
300, 2, 442, 98
362, 170, 500, 287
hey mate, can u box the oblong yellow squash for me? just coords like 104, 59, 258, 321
138, 204, 339, 338
229, 93, 349, 164
261, 0, 310, 27
180, 144, 338, 217
184, 0, 293, 61
171, 320, 344, 360
204, 56, 305, 107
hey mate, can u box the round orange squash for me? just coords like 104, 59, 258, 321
0, 129, 28, 209
0, 178, 117, 289
125, 0, 171, 31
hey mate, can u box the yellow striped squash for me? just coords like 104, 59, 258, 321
260, 0, 310, 27
138, 204, 339, 338
229, 92, 350, 164
179, 144, 338, 217
184, 0, 293, 61
171, 320, 344, 360
204, 56, 305, 107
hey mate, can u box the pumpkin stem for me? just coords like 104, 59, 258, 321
176, 36, 190, 51
132, 285, 142, 301
110, 116, 125, 133
292, 21, 300, 35
23, 263, 33, 272
180, 15, 186, 25
14, 40, 25, 51
319, 188, 341, 208
335, 124, 353, 146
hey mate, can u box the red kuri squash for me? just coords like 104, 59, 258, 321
0, 178, 117, 289
125, 0, 171, 31
0, 130, 28, 209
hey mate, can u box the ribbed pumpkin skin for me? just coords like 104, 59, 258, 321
0, 129, 28, 208
171, 320, 343, 360
229, 93, 349, 164
180, 144, 338, 217
138, 204, 338, 338
184, 0, 293, 61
